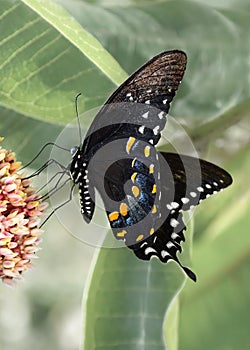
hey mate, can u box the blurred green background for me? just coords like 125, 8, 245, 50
0, 1, 249, 350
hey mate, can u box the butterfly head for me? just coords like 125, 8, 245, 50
70, 145, 79, 157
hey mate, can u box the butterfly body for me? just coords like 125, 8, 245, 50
69, 50, 232, 281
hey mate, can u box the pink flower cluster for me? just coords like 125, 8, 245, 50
0, 138, 47, 285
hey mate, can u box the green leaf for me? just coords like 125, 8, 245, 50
22, 0, 127, 85
0, 0, 126, 124
179, 146, 250, 350
163, 297, 180, 350
82, 219, 195, 350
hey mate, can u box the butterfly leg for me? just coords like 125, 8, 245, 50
40, 182, 75, 228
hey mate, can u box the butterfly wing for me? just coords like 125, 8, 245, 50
84, 50, 187, 145
129, 152, 232, 281
76, 50, 187, 223
102, 151, 160, 247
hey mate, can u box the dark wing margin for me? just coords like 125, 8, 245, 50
105, 50, 187, 104
84, 50, 187, 137
159, 152, 233, 211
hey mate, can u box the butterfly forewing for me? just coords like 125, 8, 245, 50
82, 50, 187, 150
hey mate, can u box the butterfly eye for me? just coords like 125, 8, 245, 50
70, 146, 78, 156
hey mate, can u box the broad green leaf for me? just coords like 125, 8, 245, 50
22, 0, 127, 85
82, 221, 195, 350
179, 146, 250, 350
0, 0, 125, 124
164, 298, 179, 350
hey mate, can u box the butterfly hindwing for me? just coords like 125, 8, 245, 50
102, 143, 161, 247
127, 152, 232, 281
159, 152, 233, 211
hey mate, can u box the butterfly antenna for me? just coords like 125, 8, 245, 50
75, 93, 83, 146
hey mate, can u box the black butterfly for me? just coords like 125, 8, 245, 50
69, 50, 232, 281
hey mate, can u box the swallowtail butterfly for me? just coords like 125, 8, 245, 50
69, 50, 232, 281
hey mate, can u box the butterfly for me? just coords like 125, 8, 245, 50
69, 50, 232, 281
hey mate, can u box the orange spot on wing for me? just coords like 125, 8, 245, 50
149, 164, 154, 174
131, 172, 137, 183
132, 185, 140, 197
144, 145, 150, 157
152, 204, 157, 214
136, 234, 144, 242
152, 184, 157, 194
150, 228, 154, 235
109, 211, 119, 222
116, 230, 127, 238
120, 203, 128, 216
126, 137, 136, 154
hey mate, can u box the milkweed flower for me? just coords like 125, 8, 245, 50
0, 138, 47, 286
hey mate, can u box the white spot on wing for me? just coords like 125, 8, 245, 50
139, 125, 145, 134
158, 111, 165, 119
170, 218, 179, 228
153, 125, 160, 135
181, 197, 189, 204
144, 247, 157, 255
171, 232, 179, 240
161, 250, 170, 258
171, 202, 179, 209
166, 241, 176, 249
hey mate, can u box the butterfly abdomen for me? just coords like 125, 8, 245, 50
70, 147, 95, 223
